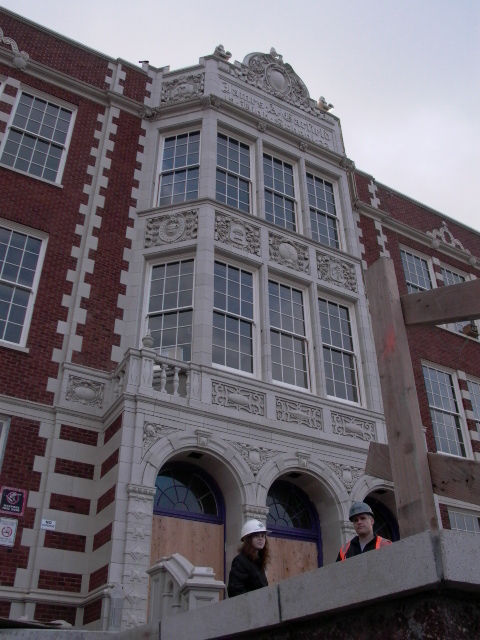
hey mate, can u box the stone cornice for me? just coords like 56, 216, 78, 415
355, 199, 480, 269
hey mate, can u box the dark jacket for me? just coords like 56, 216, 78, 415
227, 553, 268, 597
336, 534, 391, 561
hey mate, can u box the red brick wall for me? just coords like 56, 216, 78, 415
83, 598, 103, 625
356, 215, 380, 268
97, 485, 116, 514
55, 458, 94, 480
104, 414, 122, 444
100, 449, 119, 478
49, 493, 91, 515
0, 601, 11, 617
0, 417, 46, 586
44, 531, 86, 553
38, 570, 82, 593
89, 564, 108, 592
35, 602, 77, 626
439, 504, 451, 529
93, 523, 112, 551
60, 424, 98, 446
354, 172, 373, 204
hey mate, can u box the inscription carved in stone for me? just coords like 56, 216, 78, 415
215, 212, 260, 255
212, 381, 265, 415
142, 422, 179, 454
66, 376, 104, 407
325, 462, 364, 492
331, 413, 376, 442
145, 210, 197, 247
161, 73, 205, 104
231, 442, 280, 475
276, 398, 323, 430
317, 252, 357, 292
270, 233, 309, 273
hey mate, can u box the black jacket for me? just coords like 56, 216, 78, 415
227, 553, 268, 597
336, 534, 391, 561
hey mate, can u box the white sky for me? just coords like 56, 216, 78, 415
2, 0, 479, 232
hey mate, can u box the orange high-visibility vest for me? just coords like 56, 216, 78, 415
338, 536, 390, 561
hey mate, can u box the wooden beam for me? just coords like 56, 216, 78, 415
366, 442, 480, 506
401, 278, 480, 326
364, 258, 439, 537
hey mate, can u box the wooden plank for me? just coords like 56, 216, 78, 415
428, 453, 480, 506
364, 258, 438, 537
267, 537, 318, 586
401, 278, 480, 326
365, 442, 393, 482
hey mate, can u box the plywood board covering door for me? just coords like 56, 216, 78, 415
267, 537, 318, 585
150, 514, 225, 583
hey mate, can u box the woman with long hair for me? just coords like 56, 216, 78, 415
227, 519, 271, 598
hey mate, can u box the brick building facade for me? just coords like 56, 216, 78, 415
0, 6, 478, 631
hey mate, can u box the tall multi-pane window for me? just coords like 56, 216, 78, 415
467, 379, 480, 434
307, 174, 339, 248
263, 154, 296, 231
319, 299, 358, 402
441, 267, 475, 336
448, 510, 480, 535
212, 262, 254, 373
422, 365, 466, 457
216, 134, 250, 213
400, 249, 432, 293
147, 259, 194, 361
269, 281, 308, 388
0, 225, 43, 345
0, 92, 73, 183
157, 132, 200, 206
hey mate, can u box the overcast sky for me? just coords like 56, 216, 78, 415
2, 0, 479, 232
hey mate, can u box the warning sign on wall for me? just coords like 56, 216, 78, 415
0, 486, 27, 517
0, 517, 18, 547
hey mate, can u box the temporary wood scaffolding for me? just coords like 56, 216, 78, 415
364, 257, 480, 539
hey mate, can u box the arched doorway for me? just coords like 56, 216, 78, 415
266, 479, 321, 584
150, 461, 226, 582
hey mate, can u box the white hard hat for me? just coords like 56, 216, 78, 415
240, 519, 270, 540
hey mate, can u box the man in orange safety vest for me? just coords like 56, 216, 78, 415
337, 501, 392, 561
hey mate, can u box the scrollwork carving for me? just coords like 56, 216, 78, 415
427, 221, 476, 265
276, 398, 323, 430
143, 422, 179, 454
325, 462, 364, 492
331, 413, 376, 442
161, 73, 205, 104
231, 442, 280, 475
145, 210, 197, 247
215, 212, 260, 255
66, 376, 104, 407
212, 381, 265, 415
0, 27, 29, 69
317, 252, 357, 292
269, 233, 309, 273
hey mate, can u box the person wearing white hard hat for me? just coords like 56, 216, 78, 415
227, 519, 271, 597
336, 501, 391, 561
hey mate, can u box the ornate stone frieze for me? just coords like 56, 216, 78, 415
138, 105, 161, 121
427, 221, 476, 265
212, 381, 265, 415
331, 413, 376, 442
276, 398, 323, 430
325, 462, 364, 492
143, 422, 179, 454
317, 252, 357, 292
219, 48, 331, 121
0, 27, 29, 69
231, 442, 281, 475
66, 376, 104, 407
269, 233, 309, 273
145, 210, 197, 247
201, 94, 220, 110
161, 73, 205, 105
215, 212, 260, 255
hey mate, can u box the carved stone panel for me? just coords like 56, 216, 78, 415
427, 221, 476, 265
145, 210, 197, 247
317, 252, 357, 292
143, 422, 179, 454
276, 398, 323, 430
325, 462, 364, 492
331, 413, 376, 442
231, 442, 280, 475
269, 233, 309, 273
66, 376, 104, 407
212, 381, 265, 415
161, 73, 205, 104
215, 212, 260, 255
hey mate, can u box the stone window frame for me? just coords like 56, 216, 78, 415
0, 415, 9, 472
144, 256, 196, 362
421, 361, 473, 459
263, 150, 300, 233
447, 508, 480, 535
399, 246, 435, 294
0, 88, 76, 185
215, 130, 253, 215
0, 219, 48, 351
306, 170, 341, 250
466, 377, 480, 435
155, 128, 201, 208
211, 257, 260, 378
317, 291, 363, 406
